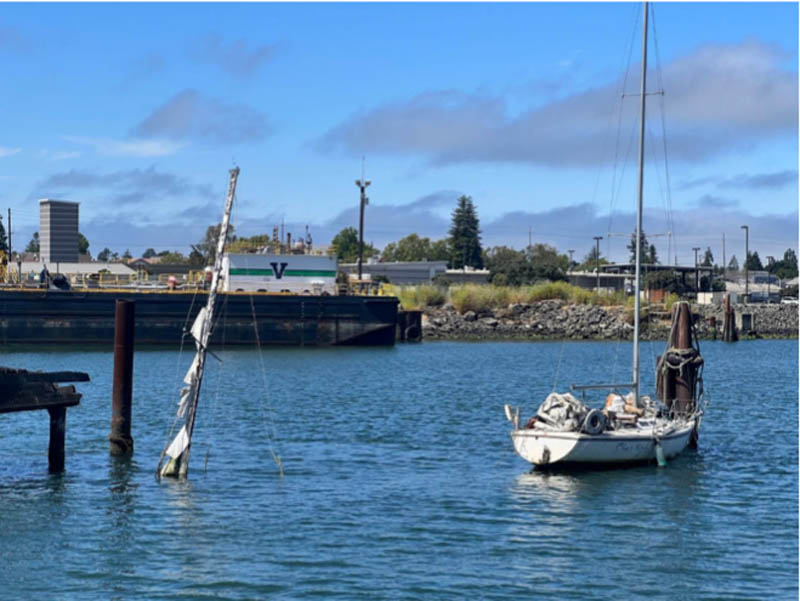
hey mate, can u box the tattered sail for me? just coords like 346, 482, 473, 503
158, 167, 240, 479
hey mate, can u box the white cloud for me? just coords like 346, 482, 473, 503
131, 89, 270, 144
318, 41, 797, 167
64, 135, 183, 157
0, 146, 22, 158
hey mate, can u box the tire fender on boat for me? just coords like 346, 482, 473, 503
582, 409, 607, 435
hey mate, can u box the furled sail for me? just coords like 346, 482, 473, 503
157, 167, 240, 479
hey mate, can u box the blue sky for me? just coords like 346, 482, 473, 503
0, 2, 796, 265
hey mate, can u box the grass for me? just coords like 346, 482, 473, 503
388, 281, 634, 313
385, 284, 447, 310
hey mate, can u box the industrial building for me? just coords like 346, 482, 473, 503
39, 199, 79, 264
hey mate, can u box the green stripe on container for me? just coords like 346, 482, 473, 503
229, 268, 336, 277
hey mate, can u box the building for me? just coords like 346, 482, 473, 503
39, 199, 79, 264
340, 260, 448, 285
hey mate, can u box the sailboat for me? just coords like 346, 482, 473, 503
503, 3, 705, 468
157, 167, 240, 479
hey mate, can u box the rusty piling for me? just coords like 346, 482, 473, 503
657, 301, 704, 448
671, 302, 695, 417
722, 293, 737, 342
109, 300, 135, 455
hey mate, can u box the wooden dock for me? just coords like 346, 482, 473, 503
0, 368, 90, 471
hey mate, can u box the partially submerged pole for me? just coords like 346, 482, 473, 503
109, 299, 135, 455
48, 405, 67, 472
722, 293, 737, 342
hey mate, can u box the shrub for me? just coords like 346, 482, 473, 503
391, 284, 447, 310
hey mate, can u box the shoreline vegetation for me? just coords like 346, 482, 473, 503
384, 283, 799, 341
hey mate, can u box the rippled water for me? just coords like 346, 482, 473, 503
0, 339, 796, 600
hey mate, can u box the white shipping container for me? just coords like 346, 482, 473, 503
222, 253, 338, 295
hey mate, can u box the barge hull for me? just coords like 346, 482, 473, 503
0, 290, 398, 346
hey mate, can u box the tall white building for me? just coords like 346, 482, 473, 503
39, 199, 79, 264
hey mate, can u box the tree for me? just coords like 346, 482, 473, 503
449, 195, 483, 269
628, 231, 657, 264
331, 227, 378, 263
766, 248, 798, 280
98, 247, 111, 262
158, 251, 189, 264
578, 246, 609, 271
0, 219, 7, 254
228, 234, 272, 254
143, 248, 157, 259
526, 243, 569, 282
195, 223, 236, 264
485, 246, 529, 286
429, 239, 451, 263
380, 233, 449, 263
727, 255, 739, 272
701, 247, 714, 267
78, 233, 89, 255
745, 251, 763, 271
25, 232, 39, 253
122, 249, 132, 260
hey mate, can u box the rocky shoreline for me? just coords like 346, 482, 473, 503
421, 300, 798, 341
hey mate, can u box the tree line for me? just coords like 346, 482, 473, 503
10, 195, 797, 290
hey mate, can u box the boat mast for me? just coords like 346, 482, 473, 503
158, 167, 240, 479
632, 2, 649, 406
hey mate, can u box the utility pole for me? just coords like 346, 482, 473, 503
722, 233, 726, 279
766, 256, 775, 302
355, 159, 371, 281
693, 247, 701, 295
568, 249, 574, 270
7, 207, 11, 259
528, 226, 532, 248
741, 224, 749, 303
593, 236, 603, 292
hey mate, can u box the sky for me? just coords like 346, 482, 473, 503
0, 1, 797, 266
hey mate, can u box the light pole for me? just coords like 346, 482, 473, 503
741, 225, 749, 303
568, 249, 574, 271
355, 176, 371, 281
593, 236, 603, 292
693, 247, 701, 295
766, 256, 775, 302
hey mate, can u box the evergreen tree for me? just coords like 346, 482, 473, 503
745, 251, 763, 271
627, 231, 657, 264
701, 247, 714, 267
727, 255, 739, 272
78, 233, 89, 255
768, 248, 800, 280
25, 232, 39, 253
448, 195, 483, 269
581, 245, 608, 271
143, 248, 157, 258
98, 247, 111, 262
0, 219, 7, 254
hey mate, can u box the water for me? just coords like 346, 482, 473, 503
0, 339, 796, 600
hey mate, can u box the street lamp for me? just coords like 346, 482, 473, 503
355, 177, 371, 281
693, 247, 701, 295
593, 236, 603, 292
741, 225, 749, 303
567, 249, 575, 271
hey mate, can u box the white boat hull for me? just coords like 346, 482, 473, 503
510, 419, 696, 466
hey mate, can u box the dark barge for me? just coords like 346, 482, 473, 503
0, 289, 399, 346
